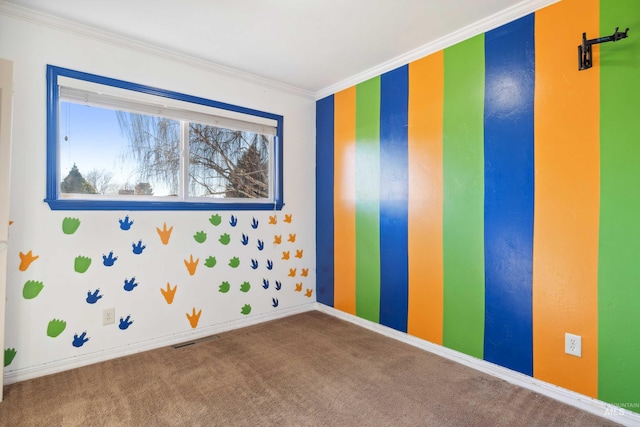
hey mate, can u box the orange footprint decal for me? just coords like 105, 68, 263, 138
186, 308, 202, 329
304, 289, 313, 298
295, 283, 303, 292
282, 251, 290, 260
156, 222, 173, 245
184, 255, 199, 276
19, 251, 39, 271
301, 268, 309, 277
288, 233, 296, 243
274, 235, 282, 245
295, 249, 303, 259
284, 214, 292, 223
9, 220, 13, 226
161, 283, 177, 304
269, 215, 277, 224
288, 268, 296, 277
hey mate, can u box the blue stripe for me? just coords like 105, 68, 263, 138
379, 66, 409, 332
316, 95, 335, 306
483, 15, 535, 375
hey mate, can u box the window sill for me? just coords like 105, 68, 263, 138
44, 198, 284, 211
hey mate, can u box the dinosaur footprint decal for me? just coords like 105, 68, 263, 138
47, 319, 67, 337
23, 280, 44, 299
184, 255, 199, 276
219, 281, 231, 293
62, 217, 81, 235
204, 256, 217, 268
161, 283, 177, 304
4, 348, 16, 367
132, 240, 146, 254
119, 315, 134, 330
123, 277, 138, 292
75, 255, 92, 273
209, 214, 222, 226
119, 216, 134, 230
18, 251, 39, 271
194, 231, 207, 244
156, 222, 173, 245
86, 289, 103, 304
102, 251, 118, 267
186, 308, 201, 328
72, 332, 90, 348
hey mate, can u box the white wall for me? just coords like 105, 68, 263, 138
0, 12, 316, 381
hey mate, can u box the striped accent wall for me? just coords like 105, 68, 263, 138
316, 0, 640, 411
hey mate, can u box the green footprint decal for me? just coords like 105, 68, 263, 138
240, 304, 252, 315
228, 257, 240, 268
47, 319, 67, 338
62, 217, 81, 235
209, 214, 222, 226
4, 348, 16, 367
218, 233, 230, 245
74, 256, 91, 273
240, 281, 251, 292
23, 280, 44, 299
194, 231, 207, 243
219, 281, 230, 293
204, 256, 217, 268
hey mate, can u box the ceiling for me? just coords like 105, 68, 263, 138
2, 0, 553, 95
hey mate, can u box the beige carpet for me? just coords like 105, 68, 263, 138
0, 311, 620, 426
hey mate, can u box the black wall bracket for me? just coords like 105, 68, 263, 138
579, 27, 629, 70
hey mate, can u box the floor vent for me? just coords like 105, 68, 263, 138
173, 335, 220, 349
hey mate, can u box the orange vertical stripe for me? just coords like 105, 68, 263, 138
533, 0, 599, 397
334, 87, 357, 314
407, 52, 444, 344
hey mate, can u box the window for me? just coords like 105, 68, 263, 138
46, 65, 283, 210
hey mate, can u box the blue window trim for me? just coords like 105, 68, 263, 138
45, 65, 284, 211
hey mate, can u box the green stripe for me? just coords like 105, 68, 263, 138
598, 0, 640, 412
355, 77, 381, 322
442, 35, 485, 358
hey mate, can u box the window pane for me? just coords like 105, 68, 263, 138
59, 102, 180, 197
188, 123, 270, 199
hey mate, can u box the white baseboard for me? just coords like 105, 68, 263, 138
315, 303, 640, 427
4, 302, 316, 385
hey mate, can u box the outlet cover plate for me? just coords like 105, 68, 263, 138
103, 307, 115, 325
565, 332, 582, 357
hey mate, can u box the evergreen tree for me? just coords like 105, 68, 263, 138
135, 182, 153, 195
225, 142, 268, 198
60, 164, 97, 194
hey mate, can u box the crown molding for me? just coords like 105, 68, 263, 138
0, 1, 315, 99
315, 0, 560, 100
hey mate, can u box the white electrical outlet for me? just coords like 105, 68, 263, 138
565, 332, 582, 357
103, 307, 115, 325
